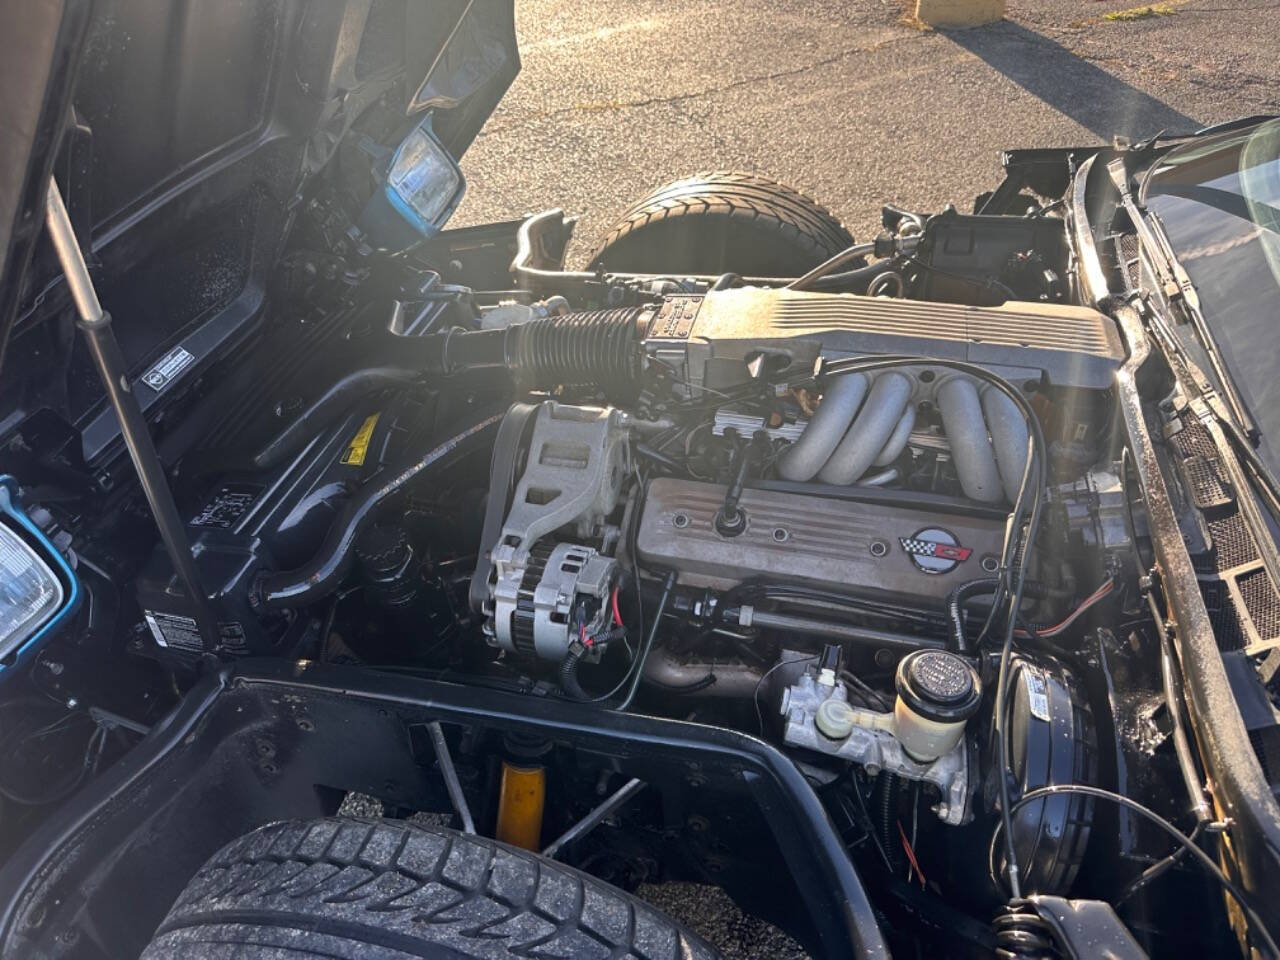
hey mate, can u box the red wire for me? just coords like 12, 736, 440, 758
897, 821, 927, 889
1014, 578, 1115, 640
610, 585, 624, 628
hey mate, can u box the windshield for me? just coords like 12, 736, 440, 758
1143, 118, 1280, 476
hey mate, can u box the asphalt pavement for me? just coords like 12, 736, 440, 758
446, 2, 1278, 954
457, 0, 1278, 265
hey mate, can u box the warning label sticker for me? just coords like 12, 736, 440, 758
144, 610, 203, 653
141, 346, 195, 393
144, 612, 250, 656
190, 484, 260, 528
341, 413, 381, 466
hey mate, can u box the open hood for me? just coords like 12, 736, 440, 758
0, 0, 517, 466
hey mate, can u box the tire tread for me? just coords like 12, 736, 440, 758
587, 171, 852, 273
141, 818, 720, 960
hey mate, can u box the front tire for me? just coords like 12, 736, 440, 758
140, 817, 722, 959
587, 171, 853, 277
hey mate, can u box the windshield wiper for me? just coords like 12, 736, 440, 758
1107, 157, 1260, 443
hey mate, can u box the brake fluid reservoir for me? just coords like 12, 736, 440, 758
893, 650, 982, 762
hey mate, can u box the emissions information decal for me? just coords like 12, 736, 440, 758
141, 346, 195, 393
1024, 667, 1051, 722
341, 413, 381, 466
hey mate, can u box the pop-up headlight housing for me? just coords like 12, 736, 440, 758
360, 118, 466, 252
0, 477, 78, 667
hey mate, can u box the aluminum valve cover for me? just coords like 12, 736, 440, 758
636, 478, 1008, 605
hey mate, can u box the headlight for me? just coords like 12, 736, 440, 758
359, 119, 466, 251
0, 525, 61, 655
386, 126, 463, 229
0, 479, 75, 665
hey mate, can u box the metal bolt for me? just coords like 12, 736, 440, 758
981, 554, 999, 573
65, 698, 78, 710
870, 539, 888, 558
772, 527, 790, 543
672, 513, 690, 529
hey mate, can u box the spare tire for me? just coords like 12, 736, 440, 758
588, 171, 853, 277
140, 817, 722, 959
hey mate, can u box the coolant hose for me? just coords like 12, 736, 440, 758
254, 407, 505, 611
253, 367, 424, 471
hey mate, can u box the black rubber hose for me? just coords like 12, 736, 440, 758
874, 772, 907, 877
253, 367, 424, 470
329, 309, 644, 392
254, 407, 505, 611
946, 578, 1053, 654
513, 308, 644, 391
946, 578, 1001, 655
808, 258, 904, 292
559, 646, 590, 702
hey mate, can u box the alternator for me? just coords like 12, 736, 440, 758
505, 540, 618, 659
479, 402, 634, 660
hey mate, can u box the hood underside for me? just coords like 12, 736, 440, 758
0, 0, 518, 462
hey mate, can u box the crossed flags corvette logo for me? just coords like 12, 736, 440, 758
899, 527, 972, 575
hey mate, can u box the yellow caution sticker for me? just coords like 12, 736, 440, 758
341, 413, 380, 466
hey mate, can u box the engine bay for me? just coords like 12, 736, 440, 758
6, 3, 1280, 956
0, 181, 1253, 959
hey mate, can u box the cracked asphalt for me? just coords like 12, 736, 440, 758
449, 2, 1277, 955
457, 0, 1278, 265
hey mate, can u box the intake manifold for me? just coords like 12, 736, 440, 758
778, 372, 1028, 503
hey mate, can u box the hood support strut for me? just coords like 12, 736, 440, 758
44, 178, 218, 656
